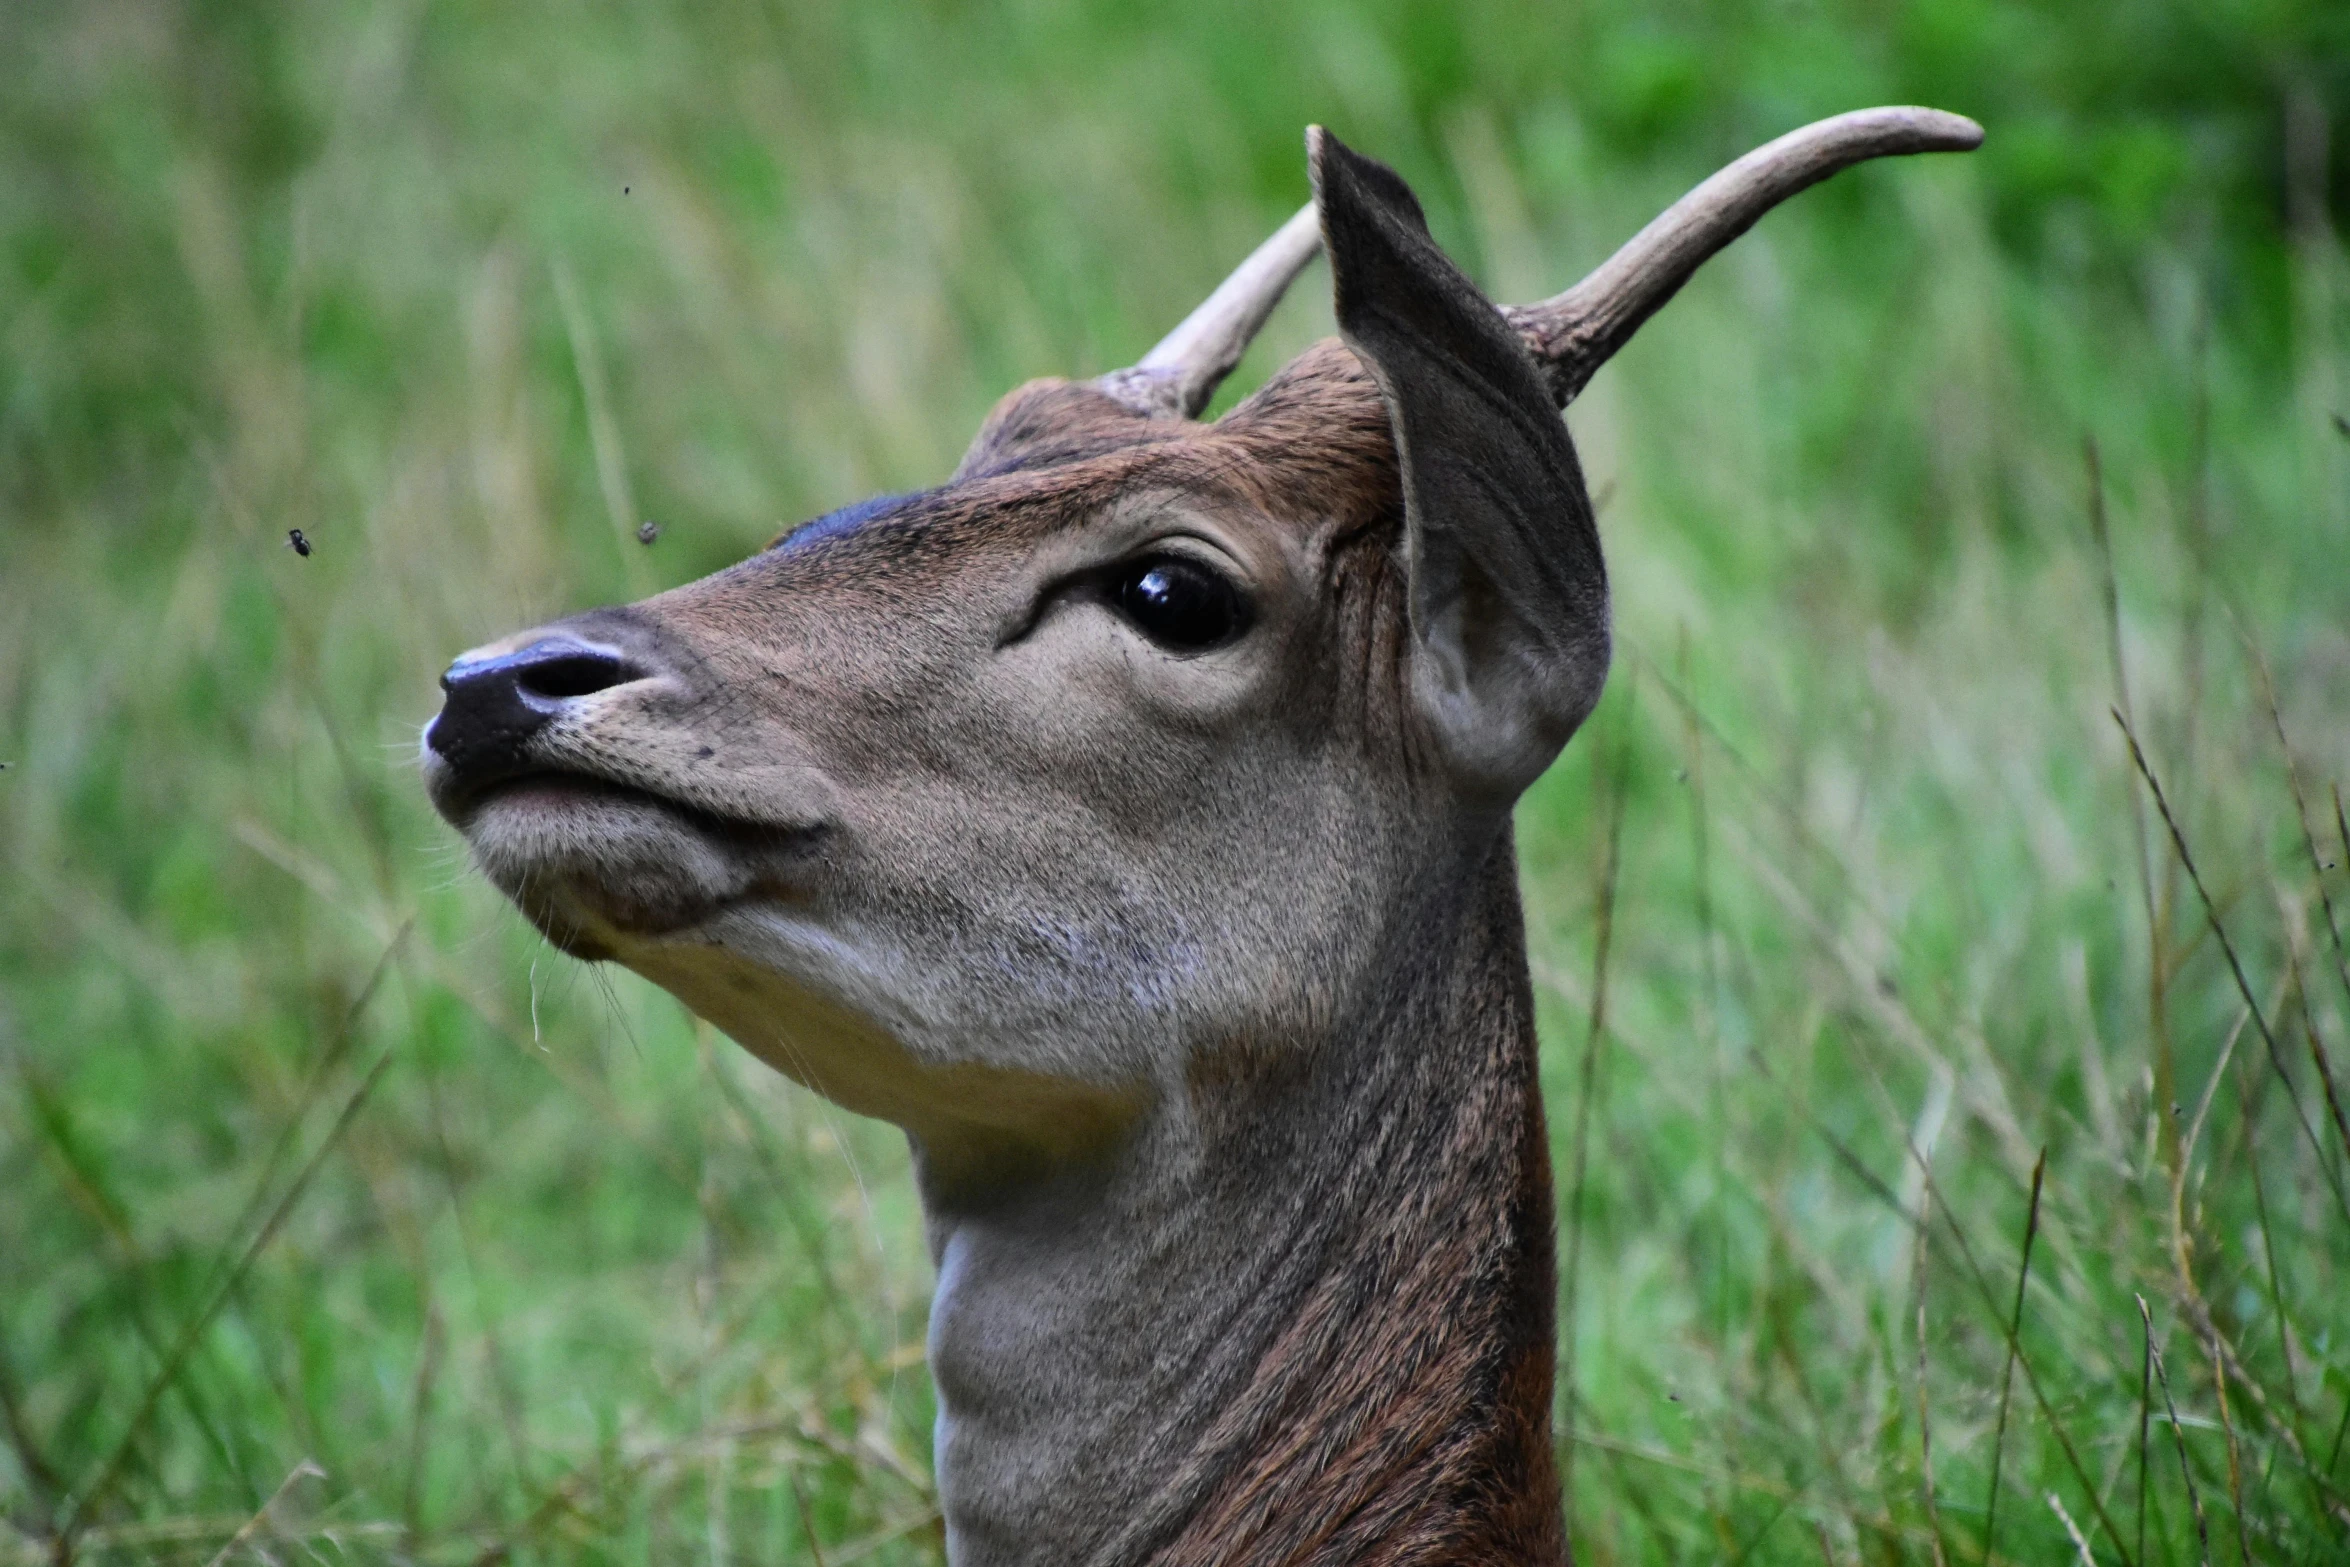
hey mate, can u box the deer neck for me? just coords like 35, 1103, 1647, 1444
914, 825, 1565, 1567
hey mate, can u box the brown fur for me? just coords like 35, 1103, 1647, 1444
431, 332, 1574, 1561
945, 349, 1571, 1563
1149, 844, 1564, 1567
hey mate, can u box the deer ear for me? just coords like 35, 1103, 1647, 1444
1311, 127, 1610, 802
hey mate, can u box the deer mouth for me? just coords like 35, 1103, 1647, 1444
435, 765, 718, 834
442, 767, 825, 952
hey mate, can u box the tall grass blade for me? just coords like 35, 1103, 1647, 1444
2234, 1038, 2312, 1496
1982, 1148, 2046, 1564
1918, 1166, 2139, 1567
2141, 1295, 2214, 1567
2088, 434, 2180, 1182
2049, 1490, 2098, 1567
793, 1470, 833, 1567
59, 1045, 398, 1547
2247, 630, 2350, 1011
1913, 1224, 1950, 1567
2139, 1308, 2154, 1567
1559, 696, 1631, 1543
2114, 711, 2350, 1225
200, 1459, 324, 1567
0, 1330, 65, 1526
1806, 1109, 2137, 1566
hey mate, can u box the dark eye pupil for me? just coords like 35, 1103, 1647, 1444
1113, 558, 1247, 650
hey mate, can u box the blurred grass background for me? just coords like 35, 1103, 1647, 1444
3, 1, 2348, 1562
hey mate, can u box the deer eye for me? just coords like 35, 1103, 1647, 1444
1109, 556, 1251, 651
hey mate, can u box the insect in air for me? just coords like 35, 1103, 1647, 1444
285, 528, 312, 557
636, 520, 661, 546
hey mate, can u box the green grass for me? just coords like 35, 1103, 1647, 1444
3, 2, 2347, 1562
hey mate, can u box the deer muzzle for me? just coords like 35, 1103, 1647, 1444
422, 607, 836, 953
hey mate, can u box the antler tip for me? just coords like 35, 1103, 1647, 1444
1514, 104, 1987, 403
1883, 105, 1985, 152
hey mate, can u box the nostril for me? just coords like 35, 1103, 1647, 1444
429, 636, 646, 795
515, 649, 632, 701
439, 641, 636, 703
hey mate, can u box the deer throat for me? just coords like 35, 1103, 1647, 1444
914, 835, 1566, 1567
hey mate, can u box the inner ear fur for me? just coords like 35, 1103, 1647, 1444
1311, 127, 1610, 803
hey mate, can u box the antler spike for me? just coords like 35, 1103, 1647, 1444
1508, 106, 1983, 405
1095, 202, 1323, 420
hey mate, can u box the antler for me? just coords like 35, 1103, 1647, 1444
1094, 202, 1322, 419
1507, 106, 1983, 405
1096, 106, 1981, 421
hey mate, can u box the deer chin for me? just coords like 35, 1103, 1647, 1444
622, 925, 1151, 1175
452, 774, 805, 955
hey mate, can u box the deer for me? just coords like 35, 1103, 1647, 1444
422, 107, 1980, 1565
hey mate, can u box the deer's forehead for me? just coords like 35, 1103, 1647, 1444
734, 455, 1337, 594
715, 353, 1397, 606
696, 480, 1096, 610
769, 490, 930, 554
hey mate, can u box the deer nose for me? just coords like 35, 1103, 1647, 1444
426, 639, 636, 788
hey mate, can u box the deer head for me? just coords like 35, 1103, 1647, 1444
423, 108, 1978, 1565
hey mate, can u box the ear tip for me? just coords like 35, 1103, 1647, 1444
1305, 124, 1338, 187
1306, 126, 1384, 212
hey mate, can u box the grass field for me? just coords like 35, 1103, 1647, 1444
3, 2, 2348, 1562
